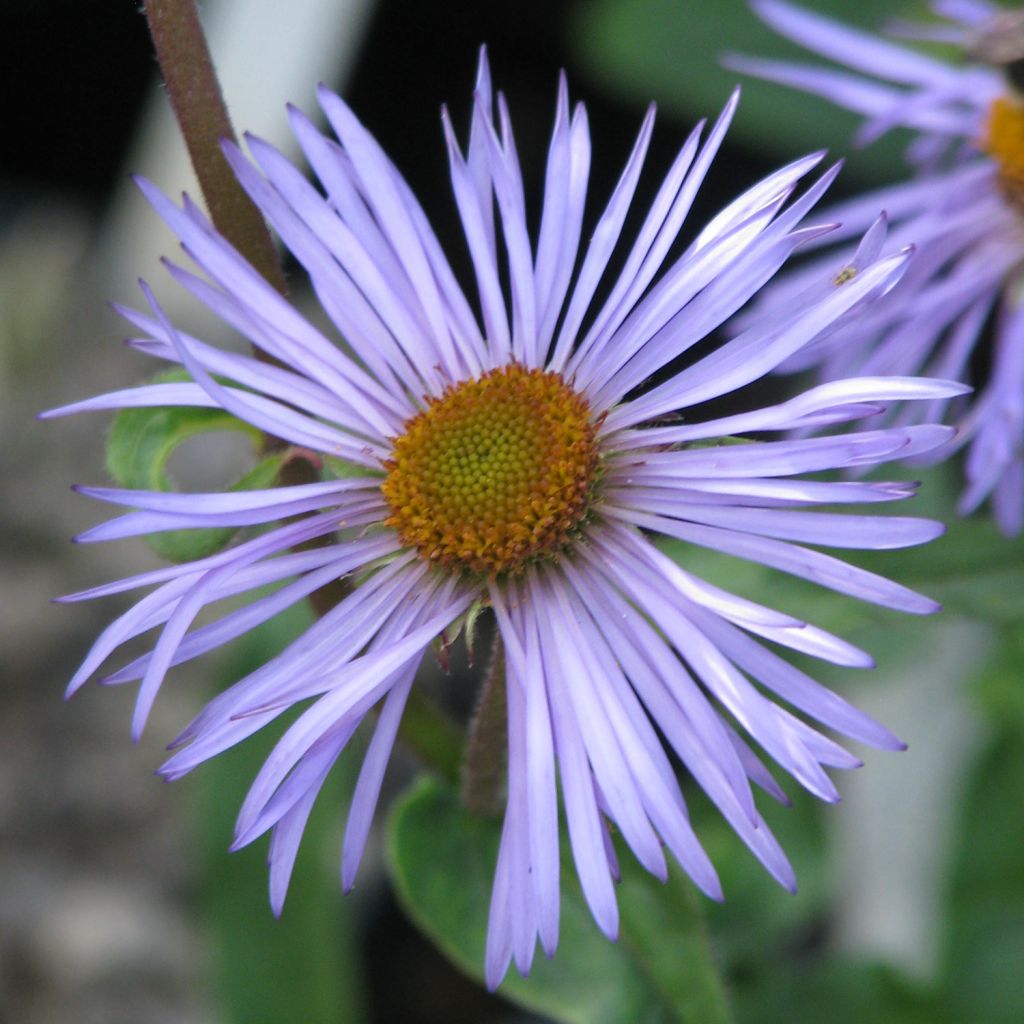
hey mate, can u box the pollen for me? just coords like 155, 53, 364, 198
382, 364, 600, 575
983, 95, 1024, 210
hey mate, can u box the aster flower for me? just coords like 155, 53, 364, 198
728, 0, 1024, 534
47, 52, 965, 989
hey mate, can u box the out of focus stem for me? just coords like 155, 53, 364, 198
142, 0, 288, 297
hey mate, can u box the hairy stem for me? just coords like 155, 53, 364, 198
460, 632, 508, 817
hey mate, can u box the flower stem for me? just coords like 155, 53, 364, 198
460, 633, 508, 816
142, 0, 287, 296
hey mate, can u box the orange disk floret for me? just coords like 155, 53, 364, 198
382, 364, 600, 575
984, 95, 1024, 209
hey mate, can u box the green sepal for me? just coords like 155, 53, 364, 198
433, 597, 489, 669
462, 598, 488, 666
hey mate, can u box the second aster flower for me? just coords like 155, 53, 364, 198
730, 0, 1024, 534
48, 52, 965, 988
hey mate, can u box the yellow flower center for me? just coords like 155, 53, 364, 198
382, 364, 600, 575
984, 95, 1024, 209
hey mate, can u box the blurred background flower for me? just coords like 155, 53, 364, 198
726, 0, 1024, 536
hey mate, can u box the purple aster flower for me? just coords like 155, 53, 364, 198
728, 0, 1024, 534
47, 52, 966, 988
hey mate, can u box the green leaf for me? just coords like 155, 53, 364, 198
388, 777, 733, 1024
105, 370, 279, 562
572, 0, 931, 186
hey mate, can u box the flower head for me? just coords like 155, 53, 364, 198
729, 0, 1024, 534
47, 52, 965, 988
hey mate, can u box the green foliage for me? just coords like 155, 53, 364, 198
730, 959, 950, 1024
854, 512, 1024, 625
943, 723, 1024, 1024
388, 777, 733, 1023
105, 370, 282, 562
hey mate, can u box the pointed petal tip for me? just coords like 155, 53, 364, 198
219, 136, 243, 159
166, 728, 191, 752
698, 872, 725, 903
315, 82, 341, 112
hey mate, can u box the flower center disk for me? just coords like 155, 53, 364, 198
383, 364, 599, 575
984, 95, 1024, 210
